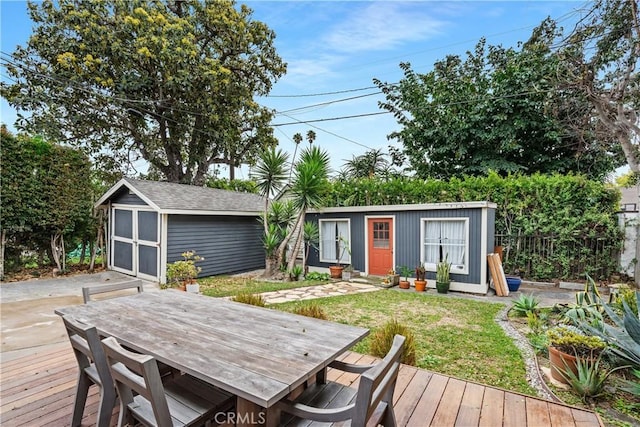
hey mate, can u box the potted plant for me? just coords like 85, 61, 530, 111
387, 269, 400, 286
415, 264, 427, 292
329, 236, 350, 279
398, 265, 412, 289
165, 251, 203, 292
436, 256, 451, 294
342, 265, 354, 281
546, 325, 607, 384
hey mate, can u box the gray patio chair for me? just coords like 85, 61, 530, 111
101, 336, 234, 427
277, 334, 405, 427
82, 279, 144, 303
63, 316, 117, 427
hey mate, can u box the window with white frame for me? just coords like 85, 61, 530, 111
421, 218, 469, 273
319, 219, 351, 264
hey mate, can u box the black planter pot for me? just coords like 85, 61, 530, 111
436, 281, 450, 294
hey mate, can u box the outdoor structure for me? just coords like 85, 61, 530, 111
306, 202, 496, 294
96, 178, 264, 284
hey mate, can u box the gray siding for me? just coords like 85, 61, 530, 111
167, 215, 264, 277
308, 207, 494, 286
112, 189, 148, 206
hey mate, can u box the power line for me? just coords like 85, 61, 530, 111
267, 85, 379, 98
273, 111, 390, 126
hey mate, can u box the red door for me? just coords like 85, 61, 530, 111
368, 218, 393, 275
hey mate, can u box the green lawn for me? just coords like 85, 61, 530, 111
198, 275, 327, 297
277, 290, 536, 396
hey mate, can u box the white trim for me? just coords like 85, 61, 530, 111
110, 205, 161, 281
480, 207, 489, 293
318, 218, 351, 264
96, 178, 161, 211
364, 215, 396, 276
420, 217, 470, 275
157, 209, 260, 216
159, 213, 168, 285
311, 201, 496, 214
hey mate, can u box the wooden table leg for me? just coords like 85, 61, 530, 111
236, 397, 280, 427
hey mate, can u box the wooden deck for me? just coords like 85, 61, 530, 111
0, 343, 603, 427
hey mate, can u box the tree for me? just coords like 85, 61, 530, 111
253, 147, 289, 276
343, 148, 392, 179
375, 35, 624, 180
554, 0, 639, 174
277, 146, 331, 273
0, 127, 93, 276
1, 0, 286, 184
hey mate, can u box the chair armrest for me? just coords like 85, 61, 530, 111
276, 399, 355, 422
329, 359, 375, 374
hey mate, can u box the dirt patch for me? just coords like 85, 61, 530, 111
2, 264, 106, 283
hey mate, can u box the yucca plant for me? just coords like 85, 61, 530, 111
231, 292, 266, 307
370, 319, 416, 366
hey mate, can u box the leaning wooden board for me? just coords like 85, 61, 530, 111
487, 253, 509, 296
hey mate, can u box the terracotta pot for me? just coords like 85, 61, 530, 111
548, 346, 578, 383
399, 280, 410, 289
414, 280, 427, 292
329, 266, 344, 279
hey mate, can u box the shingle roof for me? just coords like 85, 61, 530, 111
114, 178, 264, 214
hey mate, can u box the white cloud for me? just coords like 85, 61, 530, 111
323, 2, 447, 53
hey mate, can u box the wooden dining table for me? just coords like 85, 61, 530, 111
55, 290, 369, 426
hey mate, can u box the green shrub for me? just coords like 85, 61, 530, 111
166, 251, 203, 288
292, 302, 328, 320
231, 293, 266, 307
547, 325, 606, 358
370, 319, 416, 366
305, 271, 330, 281
289, 265, 303, 281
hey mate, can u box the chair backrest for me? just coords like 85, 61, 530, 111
62, 316, 113, 387
82, 280, 144, 303
353, 334, 405, 426
101, 336, 173, 427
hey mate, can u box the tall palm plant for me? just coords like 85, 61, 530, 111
253, 148, 289, 235
277, 146, 330, 272
253, 148, 289, 275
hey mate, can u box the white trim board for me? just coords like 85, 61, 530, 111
310, 201, 496, 214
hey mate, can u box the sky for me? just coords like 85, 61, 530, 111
0, 1, 588, 179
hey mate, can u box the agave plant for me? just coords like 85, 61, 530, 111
579, 291, 640, 368
511, 294, 540, 317
558, 354, 627, 403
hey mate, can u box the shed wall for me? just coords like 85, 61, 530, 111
111, 190, 148, 206
167, 215, 264, 276
308, 207, 490, 285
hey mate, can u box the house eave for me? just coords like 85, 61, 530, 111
309, 201, 496, 214
160, 209, 262, 216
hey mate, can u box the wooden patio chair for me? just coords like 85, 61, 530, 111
101, 336, 235, 427
63, 316, 117, 427
82, 279, 144, 303
277, 334, 405, 427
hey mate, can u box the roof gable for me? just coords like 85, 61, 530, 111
96, 178, 264, 215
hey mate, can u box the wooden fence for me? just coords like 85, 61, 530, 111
494, 233, 621, 281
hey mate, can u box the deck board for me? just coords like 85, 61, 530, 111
0, 347, 603, 427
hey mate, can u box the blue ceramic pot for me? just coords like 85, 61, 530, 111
506, 276, 522, 292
